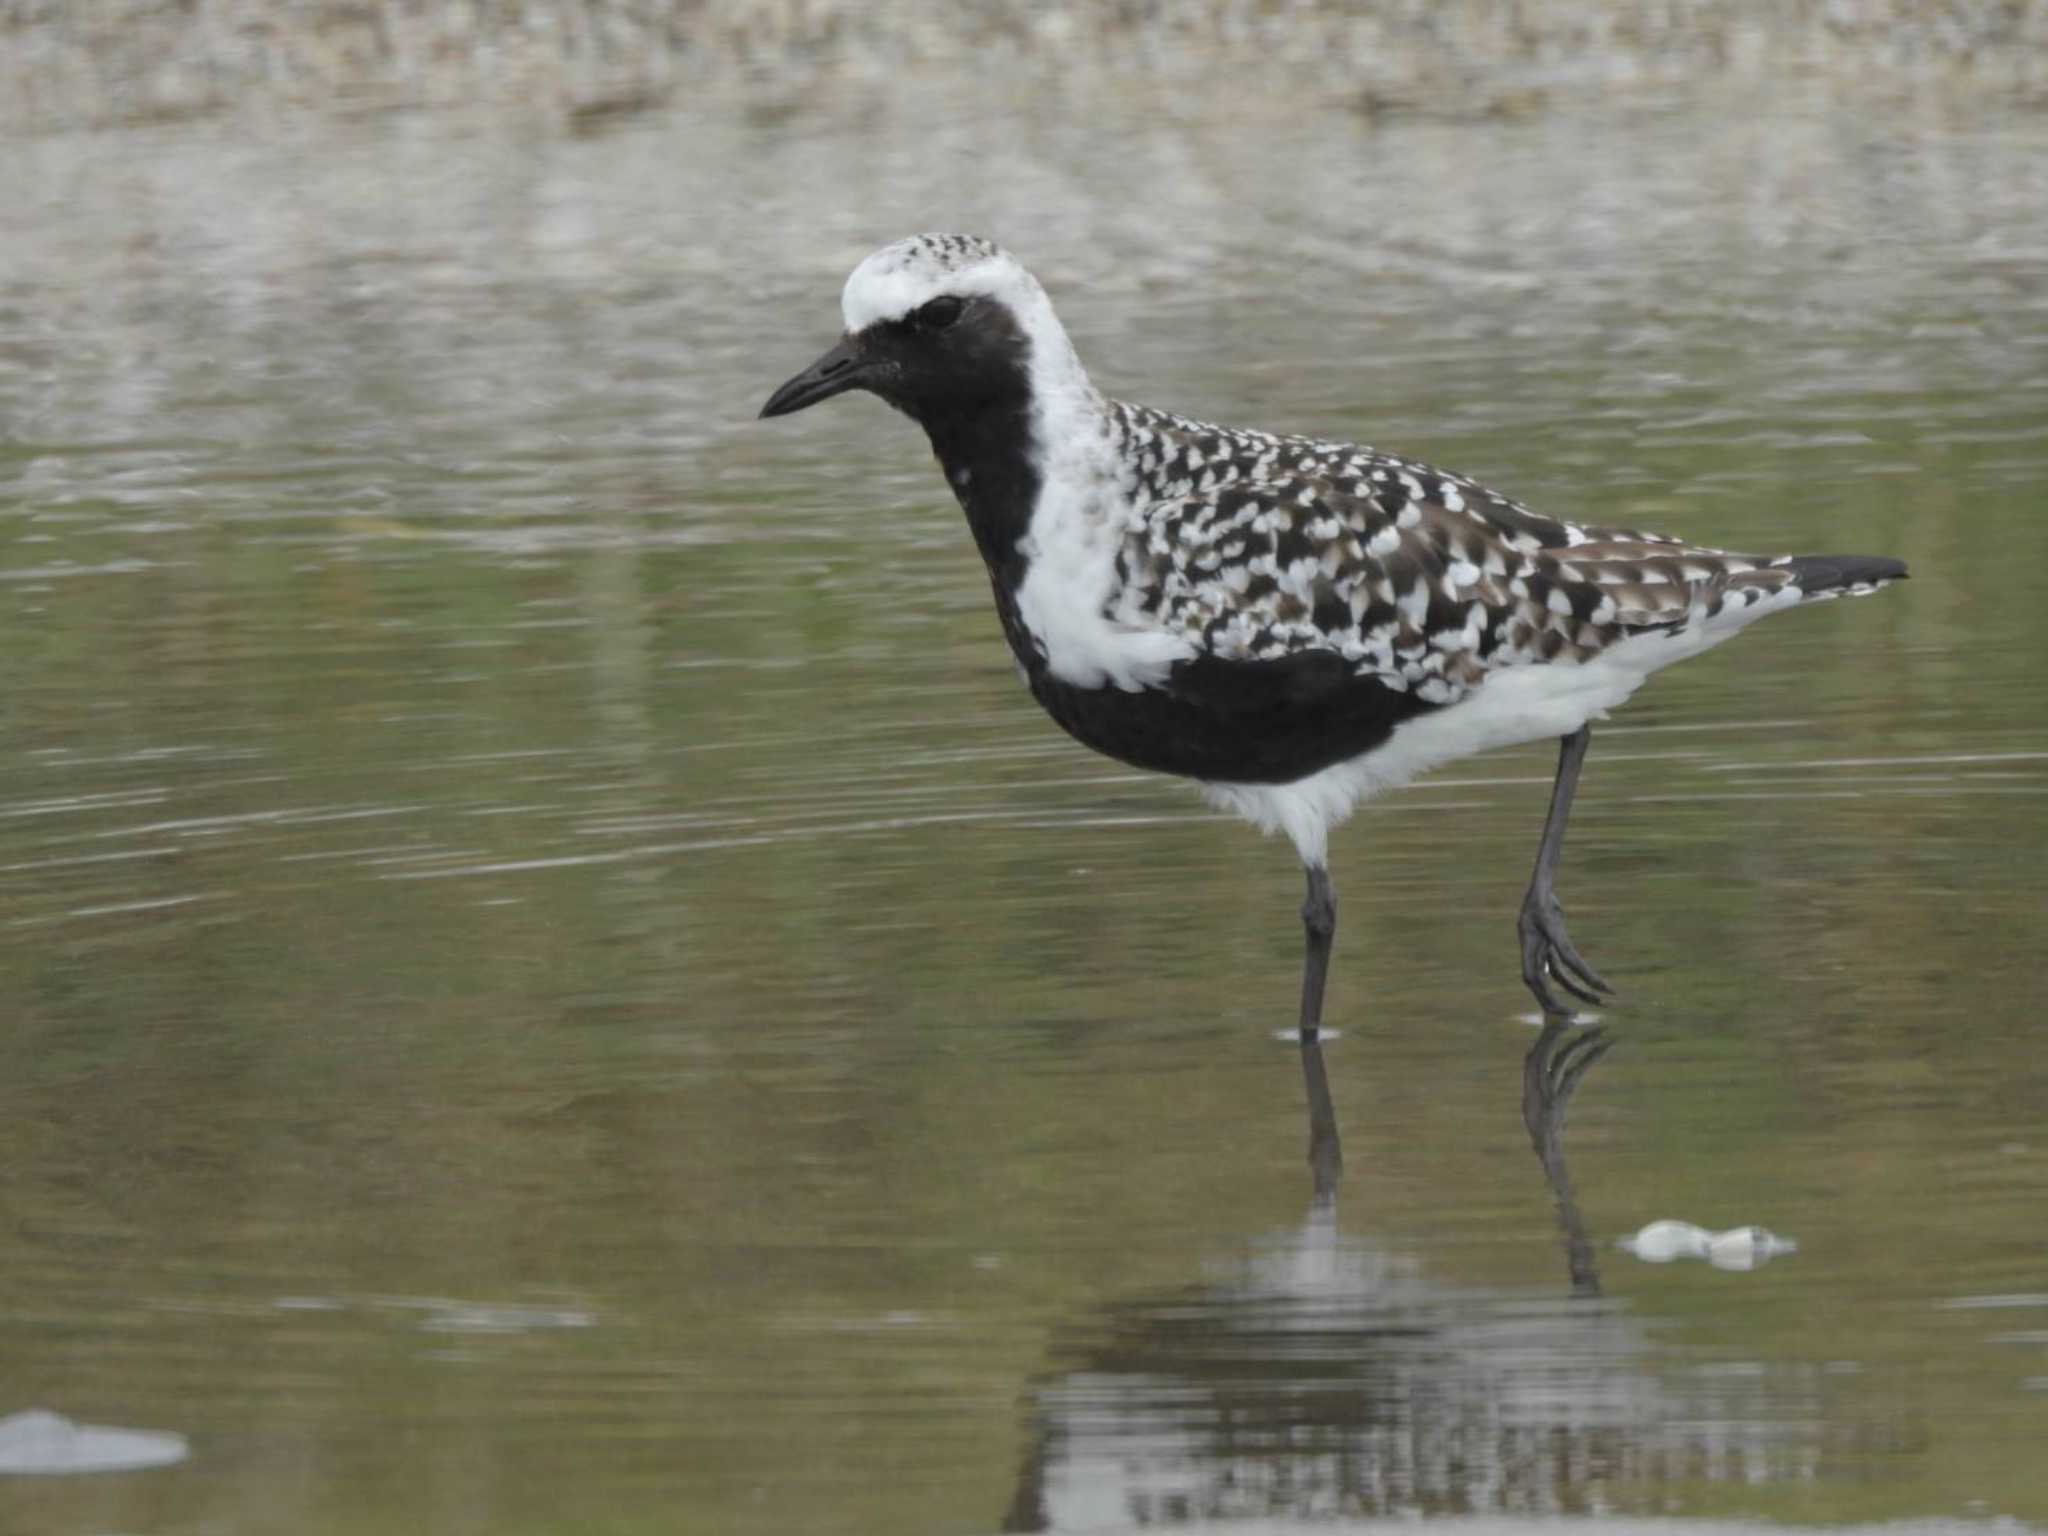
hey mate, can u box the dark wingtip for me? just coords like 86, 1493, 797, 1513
1786, 554, 1909, 592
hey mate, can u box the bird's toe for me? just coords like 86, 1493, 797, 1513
1518, 890, 1615, 1015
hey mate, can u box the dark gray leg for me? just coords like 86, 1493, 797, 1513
1299, 864, 1336, 1039
1517, 724, 1615, 1015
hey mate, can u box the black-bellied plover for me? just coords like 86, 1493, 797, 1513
761, 234, 1906, 1030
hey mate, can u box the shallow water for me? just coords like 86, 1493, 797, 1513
1, 77, 2046, 1535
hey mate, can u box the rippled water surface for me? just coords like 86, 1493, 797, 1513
2, 79, 2046, 1534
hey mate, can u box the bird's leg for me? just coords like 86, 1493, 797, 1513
1518, 724, 1615, 1016
1299, 863, 1337, 1040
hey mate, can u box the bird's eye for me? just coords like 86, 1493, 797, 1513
910, 296, 966, 331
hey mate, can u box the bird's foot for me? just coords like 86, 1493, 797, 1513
1518, 887, 1615, 1017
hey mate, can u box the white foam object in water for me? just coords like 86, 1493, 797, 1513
1618, 1221, 1798, 1271
0, 1409, 189, 1475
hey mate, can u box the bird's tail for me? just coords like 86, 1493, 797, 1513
1780, 553, 1909, 600
1675, 551, 1906, 638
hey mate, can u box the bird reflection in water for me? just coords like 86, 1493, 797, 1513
1000, 1021, 1844, 1532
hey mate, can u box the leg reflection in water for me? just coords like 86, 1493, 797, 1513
1299, 1030, 1343, 1206
1522, 1014, 1615, 1297
1297, 1018, 1608, 1294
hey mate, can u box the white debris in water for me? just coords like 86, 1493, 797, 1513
1704, 1225, 1799, 1271
1618, 1220, 1797, 1271
0, 1409, 189, 1475
1621, 1220, 1714, 1262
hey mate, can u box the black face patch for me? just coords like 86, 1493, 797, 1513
857, 296, 1034, 422
839, 296, 1046, 590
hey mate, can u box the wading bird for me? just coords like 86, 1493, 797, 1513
761, 235, 1905, 1032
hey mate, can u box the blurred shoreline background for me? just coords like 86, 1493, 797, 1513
6, 0, 2048, 135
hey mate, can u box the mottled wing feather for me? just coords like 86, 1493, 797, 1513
1113, 452, 1797, 707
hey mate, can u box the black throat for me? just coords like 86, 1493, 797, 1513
915, 390, 1041, 594
868, 299, 1046, 598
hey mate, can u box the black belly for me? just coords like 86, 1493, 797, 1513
988, 578, 1436, 784
1022, 652, 1430, 784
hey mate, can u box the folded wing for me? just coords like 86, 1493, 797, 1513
1114, 456, 1828, 708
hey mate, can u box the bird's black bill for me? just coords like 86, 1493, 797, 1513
759, 337, 869, 419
